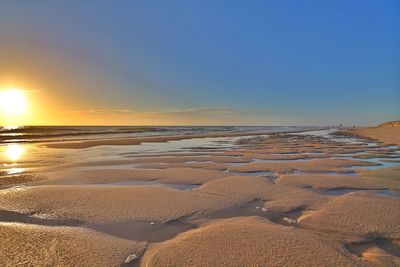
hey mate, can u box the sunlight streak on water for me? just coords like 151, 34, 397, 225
6, 166, 24, 175
5, 144, 25, 162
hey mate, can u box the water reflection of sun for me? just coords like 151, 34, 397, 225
5, 144, 25, 162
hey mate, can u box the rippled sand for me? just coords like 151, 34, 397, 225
0, 127, 399, 266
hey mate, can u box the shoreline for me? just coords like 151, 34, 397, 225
43, 127, 329, 149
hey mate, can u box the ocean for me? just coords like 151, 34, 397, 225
0, 125, 317, 144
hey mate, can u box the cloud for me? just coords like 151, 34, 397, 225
85, 109, 136, 114
163, 106, 271, 116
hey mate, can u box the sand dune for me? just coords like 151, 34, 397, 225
141, 217, 363, 267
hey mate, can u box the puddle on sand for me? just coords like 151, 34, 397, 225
286, 170, 358, 176
252, 158, 310, 163
227, 169, 359, 177
41, 179, 200, 191
348, 161, 399, 171
185, 160, 214, 164
346, 239, 400, 258
328, 155, 400, 171
306, 187, 400, 198
201, 199, 302, 227
226, 162, 245, 166
89, 220, 195, 243
226, 158, 310, 167
381, 159, 400, 163
225, 170, 275, 177
307, 187, 358, 196
97, 180, 200, 191
373, 189, 400, 199
0, 210, 195, 244
0, 210, 81, 227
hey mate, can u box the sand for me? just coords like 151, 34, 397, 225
1, 125, 400, 266
299, 192, 400, 242
352, 126, 400, 145
276, 173, 400, 190
0, 223, 146, 267
357, 165, 400, 182
42, 167, 230, 185
141, 217, 363, 267
0, 174, 45, 188
228, 158, 377, 173
348, 239, 400, 267
0, 175, 274, 224
263, 184, 332, 213
0, 185, 216, 223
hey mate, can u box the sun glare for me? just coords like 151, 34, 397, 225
0, 89, 28, 116
5, 144, 25, 162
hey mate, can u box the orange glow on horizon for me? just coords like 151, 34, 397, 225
0, 83, 274, 126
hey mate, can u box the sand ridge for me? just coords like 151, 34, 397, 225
41, 167, 230, 185
141, 217, 364, 267
0, 175, 275, 224
228, 158, 377, 173
276, 173, 400, 190
299, 192, 400, 242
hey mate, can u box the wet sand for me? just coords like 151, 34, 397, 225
351, 126, 400, 145
44, 128, 322, 149
0, 127, 400, 266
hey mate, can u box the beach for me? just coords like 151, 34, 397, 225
1, 0, 398, 265
0, 125, 399, 266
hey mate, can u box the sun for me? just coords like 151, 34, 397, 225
0, 89, 28, 116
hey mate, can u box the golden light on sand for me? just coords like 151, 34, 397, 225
0, 89, 28, 116
5, 144, 25, 162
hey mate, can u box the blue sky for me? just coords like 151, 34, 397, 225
0, 1, 399, 125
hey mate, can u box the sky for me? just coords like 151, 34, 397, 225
0, 0, 399, 126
